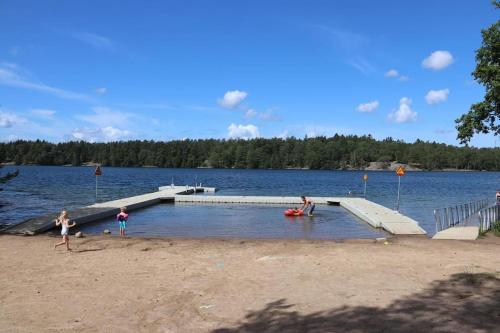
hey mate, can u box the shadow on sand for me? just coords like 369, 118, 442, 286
213, 273, 500, 333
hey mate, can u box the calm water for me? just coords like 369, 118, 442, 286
77, 203, 386, 239
1, 166, 498, 236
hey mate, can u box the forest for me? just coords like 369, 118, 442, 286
1, 135, 500, 171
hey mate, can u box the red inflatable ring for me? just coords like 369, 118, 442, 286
284, 208, 304, 216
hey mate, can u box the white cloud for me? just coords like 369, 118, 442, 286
425, 89, 450, 104
218, 90, 248, 109
385, 69, 409, 81
30, 108, 56, 118
227, 123, 260, 139
0, 111, 26, 128
244, 108, 257, 119
73, 32, 114, 49
244, 108, 280, 121
356, 100, 379, 113
4, 134, 19, 142
72, 126, 132, 142
0, 63, 91, 101
260, 109, 281, 121
301, 125, 351, 138
311, 25, 368, 51
95, 87, 107, 95
311, 26, 372, 75
278, 130, 289, 139
76, 106, 133, 126
385, 69, 399, 77
422, 50, 454, 70
388, 97, 417, 123
347, 57, 375, 75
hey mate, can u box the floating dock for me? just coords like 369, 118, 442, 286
3, 186, 426, 236
2, 186, 203, 235
175, 195, 426, 235
432, 226, 479, 240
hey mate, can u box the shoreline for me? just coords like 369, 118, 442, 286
1, 234, 499, 332
34, 232, 396, 243
0, 163, 489, 172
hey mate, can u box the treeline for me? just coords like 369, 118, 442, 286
1, 135, 500, 170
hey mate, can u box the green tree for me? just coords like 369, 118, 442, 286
456, 1, 500, 143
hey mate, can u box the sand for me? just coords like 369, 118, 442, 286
1, 234, 499, 333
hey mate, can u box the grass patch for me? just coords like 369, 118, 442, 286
478, 229, 489, 238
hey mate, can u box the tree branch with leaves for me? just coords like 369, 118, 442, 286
456, 1, 500, 143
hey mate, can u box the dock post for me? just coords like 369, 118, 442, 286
363, 174, 368, 199
94, 165, 102, 203
396, 175, 401, 212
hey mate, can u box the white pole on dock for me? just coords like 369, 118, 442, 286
94, 165, 102, 203
363, 174, 368, 199
396, 175, 401, 212
395, 166, 405, 212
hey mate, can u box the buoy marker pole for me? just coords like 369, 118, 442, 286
396, 175, 401, 212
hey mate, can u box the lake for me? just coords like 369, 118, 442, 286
76, 203, 387, 239
1, 166, 498, 236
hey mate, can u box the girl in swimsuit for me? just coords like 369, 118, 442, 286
54, 210, 76, 251
117, 207, 129, 236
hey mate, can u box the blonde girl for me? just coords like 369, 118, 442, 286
54, 210, 76, 251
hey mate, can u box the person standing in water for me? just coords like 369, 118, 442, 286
54, 210, 76, 251
300, 196, 315, 216
117, 207, 129, 236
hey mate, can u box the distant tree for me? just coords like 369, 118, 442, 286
456, 1, 500, 143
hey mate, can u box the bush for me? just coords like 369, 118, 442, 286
493, 221, 500, 236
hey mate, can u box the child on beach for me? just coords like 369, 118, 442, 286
117, 207, 129, 236
54, 210, 76, 251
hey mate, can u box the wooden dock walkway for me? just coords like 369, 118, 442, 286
3, 187, 426, 236
432, 226, 479, 240
432, 213, 480, 240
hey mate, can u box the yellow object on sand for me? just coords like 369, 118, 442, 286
384, 241, 389, 245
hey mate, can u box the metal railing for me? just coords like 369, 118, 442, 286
478, 205, 500, 233
434, 198, 489, 233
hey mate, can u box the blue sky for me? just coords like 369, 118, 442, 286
0, 0, 498, 146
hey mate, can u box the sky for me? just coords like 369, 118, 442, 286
0, 0, 498, 146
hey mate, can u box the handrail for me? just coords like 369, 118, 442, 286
434, 198, 490, 233
478, 205, 500, 233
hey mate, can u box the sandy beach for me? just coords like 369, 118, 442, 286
1, 234, 499, 333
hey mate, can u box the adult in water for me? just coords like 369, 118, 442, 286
300, 196, 315, 217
